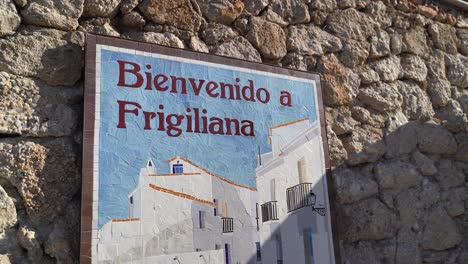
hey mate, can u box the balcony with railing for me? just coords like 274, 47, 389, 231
286, 183, 314, 212
286, 183, 326, 216
222, 217, 234, 233
261, 201, 279, 222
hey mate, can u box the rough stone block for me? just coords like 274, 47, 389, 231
0, 27, 84, 86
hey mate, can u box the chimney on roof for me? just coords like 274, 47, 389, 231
146, 158, 156, 174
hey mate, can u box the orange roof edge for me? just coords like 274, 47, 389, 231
148, 183, 216, 206
164, 157, 256, 191
269, 118, 309, 135
148, 172, 201, 177
166, 157, 178, 163
112, 218, 139, 222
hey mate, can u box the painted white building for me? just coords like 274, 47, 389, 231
97, 157, 259, 264
255, 118, 335, 264
97, 118, 335, 264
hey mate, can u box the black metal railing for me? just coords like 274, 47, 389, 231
261, 201, 279, 222
286, 183, 314, 212
222, 217, 234, 233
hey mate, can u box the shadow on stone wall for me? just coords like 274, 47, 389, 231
0, 50, 84, 263
245, 121, 467, 264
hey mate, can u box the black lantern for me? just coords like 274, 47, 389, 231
308, 191, 316, 206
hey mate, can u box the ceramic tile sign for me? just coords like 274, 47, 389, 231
81, 34, 338, 264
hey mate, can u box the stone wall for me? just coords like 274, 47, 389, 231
0, 0, 467, 263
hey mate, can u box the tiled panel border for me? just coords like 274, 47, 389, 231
81, 34, 340, 264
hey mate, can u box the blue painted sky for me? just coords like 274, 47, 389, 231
98, 48, 317, 227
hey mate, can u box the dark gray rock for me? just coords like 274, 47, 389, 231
385, 122, 419, 158
214, 36, 262, 62
16, 226, 44, 262
339, 39, 369, 68
428, 22, 458, 54
339, 198, 396, 242
0, 0, 21, 37
342, 125, 386, 165
445, 54, 468, 89
83, 0, 121, 17
0, 72, 81, 137
120, 11, 146, 29
263, 0, 310, 26
401, 54, 427, 82
357, 67, 380, 84
422, 206, 462, 251
122, 32, 184, 48
364, 1, 391, 29
197, 0, 244, 25
401, 26, 429, 57
369, 55, 402, 82
396, 226, 422, 264
333, 167, 378, 204
79, 17, 120, 36
326, 8, 377, 41
201, 23, 237, 46
21, 0, 84, 31
417, 123, 457, 155
411, 150, 437, 176
374, 160, 422, 189
427, 79, 451, 109
369, 30, 391, 59
244, 0, 268, 15
343, 241, 380, 264
358, 82, 402, 112
457, 29, 468, 56
120, 0, 139, 14
189, 36, 209, 53
351, 106, 386, 128
441, 187, 466, 217
436, 99, 468, 133
328, 107, 358, 135
0, 28, 84, 86
287, 24, 342, 56
0, 185, 16, 233
0, 138, 81, 223
397, 81, 434, 121
326, 126, 348, 168
433, 159, 465, 190
395, 191, 423, 225
309, 0, 337, 12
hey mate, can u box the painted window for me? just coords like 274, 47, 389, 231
270, 179, 276, 200
224, 243, 230, 264
276, 234, 283, 262
129, 196, 134, 218
213, 199, 217, 216
172, 164, 183, 174
255, 203, 260, 230
298, 158, 307, 183
303, 227, 314, 264
199, 211, 205, 229
256, 242, 262, 261
222, 201, 228, 217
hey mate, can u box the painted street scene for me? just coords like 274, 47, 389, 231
93, 46, 335, 263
